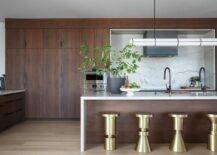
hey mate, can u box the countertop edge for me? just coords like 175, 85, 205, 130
0, 90, 26, 96
80, 96, 217, 100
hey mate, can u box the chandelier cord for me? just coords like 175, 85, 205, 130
154, 0, 156, 45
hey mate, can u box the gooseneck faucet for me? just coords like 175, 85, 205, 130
164, 67, 172, 94
199, 67, 206, 92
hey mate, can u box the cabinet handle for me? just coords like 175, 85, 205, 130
24, 41, 27, 48
60, 41, 63, 48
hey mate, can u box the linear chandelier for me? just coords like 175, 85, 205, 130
130, 38, 217, 47
131, 0, 217, 47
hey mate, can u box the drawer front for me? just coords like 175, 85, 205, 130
0, 109, 24, 130
0, 93, 25, 106
0, 99, 24, 115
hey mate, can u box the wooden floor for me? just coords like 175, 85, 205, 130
0, 121, 215, 155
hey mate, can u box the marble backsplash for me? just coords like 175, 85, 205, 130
111, 34, 215, 90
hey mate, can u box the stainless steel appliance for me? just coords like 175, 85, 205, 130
83, 71, 107, 92
0, 74, 6, 90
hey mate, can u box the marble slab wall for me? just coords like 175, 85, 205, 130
111, 33, 215, 90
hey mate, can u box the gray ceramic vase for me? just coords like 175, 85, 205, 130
107, 77, 125, 94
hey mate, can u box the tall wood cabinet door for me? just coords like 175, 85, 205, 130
25, 29, 43, 48
60, 49, 81, 118
25, 49, 44, 118
6, 49, 25, 89
60, 29, 80, 49
43, 49, 61, 118
43, 29, 61, 49
6, 29, 25, 49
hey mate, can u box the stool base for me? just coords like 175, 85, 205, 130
208, 134, 217, 152
169, 131, 186, 153
105, 138, 116, 151
135, 132, 151, 153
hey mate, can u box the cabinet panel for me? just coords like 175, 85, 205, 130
25, 29, 43, 48
6, 29, 25, 49
60, 29, 80, 49
43, 29, 61, 49
80, 29, 95, 58
60, 49, 81, 118
43, 49, 61, 118
6, 49, 25, 89
25, 49, 44, 118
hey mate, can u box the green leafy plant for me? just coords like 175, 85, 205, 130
109, 44, 142, 77
79, 43, 142, 77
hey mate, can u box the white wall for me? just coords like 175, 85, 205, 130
111, 33, 215, 90
0, 21, 5, 75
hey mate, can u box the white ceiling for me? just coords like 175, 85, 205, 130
0, 0, 217, 19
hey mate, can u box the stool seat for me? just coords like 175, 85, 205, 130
170, 114, 188, 118
102, 113, 119, 117
207, 114, 217, 118
136, 113, 153, 118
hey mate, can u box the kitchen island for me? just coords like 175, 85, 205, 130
80, 91, 217, 151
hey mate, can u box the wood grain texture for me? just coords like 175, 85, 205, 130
43, 29, 61, 49
60, 49, 82, 118
0, 92, 25, 131
5, 18, 217, 29
43, 49, 61, 118
86, 100, 217, 144
6, 29, 25, 49
6, 49, 25, 89
60, 29, 81, 49
25, 29, 43, 48
25, 49, 44, 118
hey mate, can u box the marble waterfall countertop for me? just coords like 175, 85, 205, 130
0, 90, 25, 96
81, 91, 217, 100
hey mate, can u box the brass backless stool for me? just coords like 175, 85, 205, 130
207, 114, 217, 152
102, 113, 119, 151
135, 113, 153, 153
169, 114, 188, 153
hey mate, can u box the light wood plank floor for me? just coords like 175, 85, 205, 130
0, 121, 215, 155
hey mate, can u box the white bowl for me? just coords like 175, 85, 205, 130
120, 87, 141, 96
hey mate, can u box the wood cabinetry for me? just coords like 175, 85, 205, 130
6, 49, 25, 89
0, 92, 25, 131
25, 49, 44, 118
6, 29, 25, 49
60, 29, 81, 49
60, 49, 81, 118
43, 29, 61, 49
6, 26, 109, 119
43, 49, 62, 118
25, 29, 44, 48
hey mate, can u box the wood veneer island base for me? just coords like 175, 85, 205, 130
80, 92, 217, 151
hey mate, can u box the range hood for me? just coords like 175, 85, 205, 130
143, 31, 178, 57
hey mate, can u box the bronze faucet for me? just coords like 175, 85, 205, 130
164, 67, 172, 94
199, 67, 206, 92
